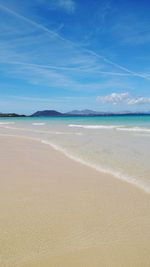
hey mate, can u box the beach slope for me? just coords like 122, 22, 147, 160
0, 135, 150, 267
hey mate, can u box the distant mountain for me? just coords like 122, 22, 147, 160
31, 109, 150, 117
1, 110, 150, 118
65, 110, 150, 116
65, 109, 101, 115
31, 110, 62, 117
0, 113, 25, 117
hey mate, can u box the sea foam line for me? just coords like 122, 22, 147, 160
117, 127, 150, 133
68, 124, 122, 129
41, 140, 150, 194
32, 122, 46, 126
0, 122, 15, 125
69, 124, 150, 134
0, 125, 83, 135
0, 129, 149, 193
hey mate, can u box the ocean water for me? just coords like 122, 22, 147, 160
0, 115, 150, 193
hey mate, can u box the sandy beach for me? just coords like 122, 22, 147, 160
0, 135, 150, 267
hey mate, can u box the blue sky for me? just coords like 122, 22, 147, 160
0, 0, 150, 114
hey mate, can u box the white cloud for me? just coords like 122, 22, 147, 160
96, 92, 129, 105
97, 92, 150, 106
52, 0, 76, 13
127, 97, 150, 105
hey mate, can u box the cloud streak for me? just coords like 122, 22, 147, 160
52, 0, 76, 13
1, 60, 136, 77
0, 3, 149, 81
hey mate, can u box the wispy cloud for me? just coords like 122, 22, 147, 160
97, 92, 150, 106
2, 60, 135, 77
0, 0, 150, 114
99, 0, 112, 22
1, 95, 93, 113
111, 14, 150, 46
51, 0, 76, 13
0, 3, 66, 40
0, 3, 149, 81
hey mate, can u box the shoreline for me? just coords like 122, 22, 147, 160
42, 140, 150, 194
0, 135, 150, 266
0, 130, 149, 194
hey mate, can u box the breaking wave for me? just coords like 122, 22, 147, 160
68, 124, 122, 129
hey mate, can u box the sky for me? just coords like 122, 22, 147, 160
0, 0, 150, 114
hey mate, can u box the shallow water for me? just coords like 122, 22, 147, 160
0, 115, 150, 192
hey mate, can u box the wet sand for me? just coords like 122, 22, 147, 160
0, 135, 150, 267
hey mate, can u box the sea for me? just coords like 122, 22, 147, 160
0, 115, 150, 193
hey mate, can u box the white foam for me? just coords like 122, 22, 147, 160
0, 126, 149, 193
32, 123, 46, 126
41, 140, 150, 194
69, 124, 150, 133
0, 124, 83, 136
69, 124, 122, 129
117, 127, 150, 133
0, 122, 15, 125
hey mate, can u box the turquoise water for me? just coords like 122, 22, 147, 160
0, 115, 150, 193
1, 114, 150, 126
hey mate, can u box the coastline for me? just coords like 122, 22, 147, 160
0, 135, 150, 266
0, 127, 150, 193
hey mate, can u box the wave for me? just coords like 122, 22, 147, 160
68, 124, 122, 129
32, 123, 46, 126
0, 126, 149, 193
69, 124, 150, 134
117, 127, 150, 133
0, 124, 83, 136
42, 140, 150, 194
0, 122, 15, 125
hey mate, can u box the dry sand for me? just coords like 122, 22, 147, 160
0, 135, 150, 267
